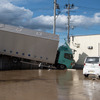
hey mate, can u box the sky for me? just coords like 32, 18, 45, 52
0, 0, 100, 46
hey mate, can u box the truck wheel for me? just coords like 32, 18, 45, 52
84, 74, 89, 78
12, 57, 20, 63
59, 65, 66, 70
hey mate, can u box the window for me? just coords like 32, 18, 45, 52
28, 54, 31, 57
64, 53, 73, 60
16, 52, 18, 54
22, 53, 25, 55
86, 57, 99, 63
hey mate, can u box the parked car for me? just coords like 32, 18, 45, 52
83, 56, 100, 78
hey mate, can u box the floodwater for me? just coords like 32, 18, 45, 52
0, 69, 100, 100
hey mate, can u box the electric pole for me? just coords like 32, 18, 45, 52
53, 0, 56, 34
65, 3, 74, 43
53, 0, 60, 34
67, 4, 70, 43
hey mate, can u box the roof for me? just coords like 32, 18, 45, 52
70, 34, 100, 37
0, 24, 59, 41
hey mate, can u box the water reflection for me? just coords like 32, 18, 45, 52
0, 69, 100, 100
0, 70, 58, 100
56, 70, 91, 100
83, 79, 100, 100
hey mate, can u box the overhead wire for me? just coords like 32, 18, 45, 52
76, 5, 100, 11
24, 1, 100, 37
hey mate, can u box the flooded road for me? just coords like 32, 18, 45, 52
0, 69, 100, 100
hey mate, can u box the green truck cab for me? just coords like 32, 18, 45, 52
55, 42, 75, 69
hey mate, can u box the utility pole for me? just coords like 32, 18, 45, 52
53, 0, 60, 34
67, 4, 70, 43
65, 3, 74, 43
53, 0, 56, 34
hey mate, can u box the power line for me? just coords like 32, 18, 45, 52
30, 5, 100, 11
76, 5, 100, 11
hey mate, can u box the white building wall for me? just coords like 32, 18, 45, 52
70, 35, 100, 65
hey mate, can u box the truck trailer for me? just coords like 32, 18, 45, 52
0, 24, 74, 70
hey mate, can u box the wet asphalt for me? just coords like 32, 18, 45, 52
0, 69, 100, 100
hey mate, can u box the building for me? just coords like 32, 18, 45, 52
70, 34, 100, 66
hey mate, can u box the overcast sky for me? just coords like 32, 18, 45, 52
0, 0, 100, 45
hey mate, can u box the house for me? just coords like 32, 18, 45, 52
70, 34, 100, 66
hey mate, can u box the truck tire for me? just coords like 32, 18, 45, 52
59, 64, 66, 70
12, 57, 21, 64
84, 74, 89, 78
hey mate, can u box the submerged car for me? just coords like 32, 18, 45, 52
83, 56, 100, 78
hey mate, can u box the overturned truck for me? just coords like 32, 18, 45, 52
0, 24, 74, 70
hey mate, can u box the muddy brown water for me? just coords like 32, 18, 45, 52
0, 69, 100, 100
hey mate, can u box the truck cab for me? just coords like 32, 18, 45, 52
55, 43, 75, 69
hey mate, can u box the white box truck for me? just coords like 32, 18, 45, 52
0, 24, 74, 70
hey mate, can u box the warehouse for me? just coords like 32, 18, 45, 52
70, 34, 100, 66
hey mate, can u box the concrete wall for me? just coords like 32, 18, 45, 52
70, 35, 100, 65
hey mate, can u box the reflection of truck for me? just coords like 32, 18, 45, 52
0, 24, 74, 69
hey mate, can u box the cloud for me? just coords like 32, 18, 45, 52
83, 12, 87, 14
71, 14, 100, 27
0, 1, 100, 32
30, 13, 100, 32
0, 1, 33, 25
62, 6, 79, 13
